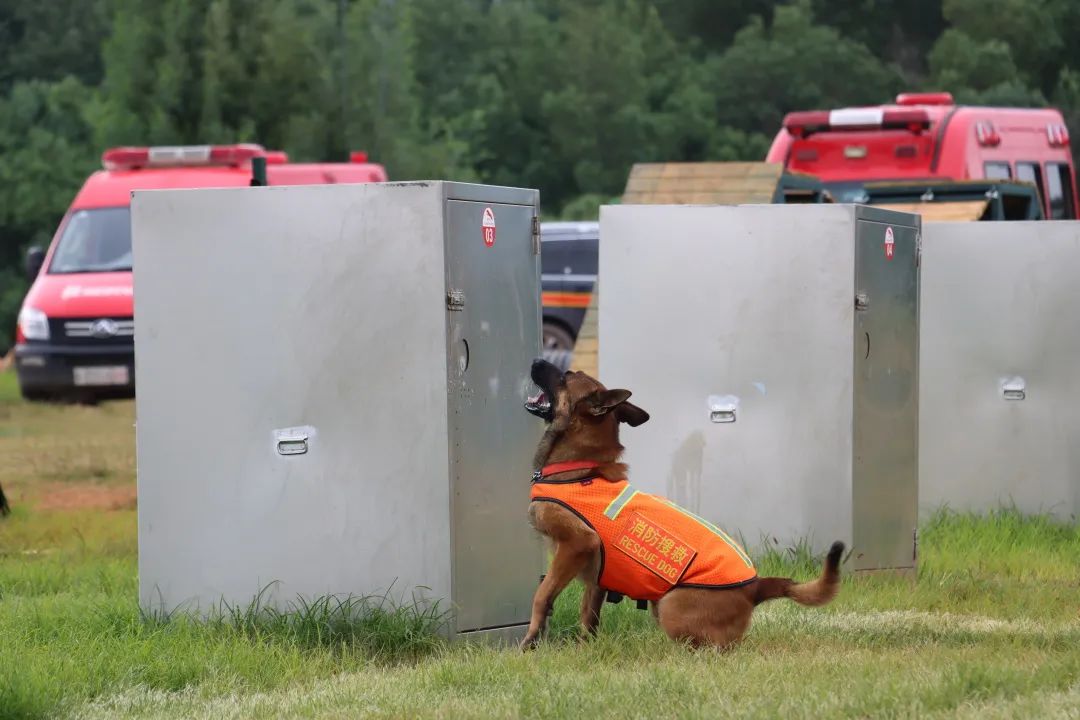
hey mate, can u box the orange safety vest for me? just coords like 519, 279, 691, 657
530, 462, 757, 601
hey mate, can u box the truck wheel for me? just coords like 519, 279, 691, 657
542, 321, 575, 352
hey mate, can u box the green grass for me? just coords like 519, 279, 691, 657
0, 370, 18, 404
2, 369, 1080, 719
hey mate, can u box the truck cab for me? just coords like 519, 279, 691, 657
540, 221, 597, 351
766, 92, 1078, 220
14, 144, 388, 401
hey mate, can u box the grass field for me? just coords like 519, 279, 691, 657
2, 369, 1080, 719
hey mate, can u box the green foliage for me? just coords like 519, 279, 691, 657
0, 269, 26, 355
0, 77, 99, 349
928, 29, 1047, 106
0, 0, 111, 91
0, 0, 1077, 343
941, 0, 1067, 94
710, 2, 904, 134
555, 194, 619, 222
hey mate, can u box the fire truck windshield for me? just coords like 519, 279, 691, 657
49, 207, 132, 274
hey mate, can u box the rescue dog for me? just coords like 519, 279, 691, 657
522, 358, 843, 650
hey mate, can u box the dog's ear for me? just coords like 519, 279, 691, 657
616, 401, 650, 427
584, 389, 633, 417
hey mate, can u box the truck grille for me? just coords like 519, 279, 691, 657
52, 318, 135, 345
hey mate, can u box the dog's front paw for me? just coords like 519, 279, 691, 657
519, 632, 541, 652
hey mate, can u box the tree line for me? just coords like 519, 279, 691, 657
2, 0, 1079, 350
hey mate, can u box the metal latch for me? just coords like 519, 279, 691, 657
531, 215, 541, 255
446, 289, 465, 311
1001, 377, 1026, 401
855, 292, 870, 311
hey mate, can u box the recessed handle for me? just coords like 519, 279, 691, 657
707, 394, 739, 424
1001, 377, 1026, 401
275, 426, 314, 456
277, 436, 308, 455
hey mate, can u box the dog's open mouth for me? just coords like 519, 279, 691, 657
524, 390, 552, 421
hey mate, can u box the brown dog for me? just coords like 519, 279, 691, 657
521, 358, 843, 650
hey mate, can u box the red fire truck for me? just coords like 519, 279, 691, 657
766, 92, 1078, 219
13, 144, 388, 401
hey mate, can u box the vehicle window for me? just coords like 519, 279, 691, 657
49, 207, 133, 274
984, 162, 1011, 180
1016, 162, 1045, 208
540, 241, 574, 276
1046, 163, 1076, 219
565, 238, 598, 276
541, 238, 598, 277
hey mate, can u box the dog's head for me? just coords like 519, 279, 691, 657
525, 358, 649, 470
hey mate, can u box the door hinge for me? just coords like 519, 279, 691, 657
855, 292, 870, 311
915, 231, 922, 268
531, 215, 541, 255
446, 289, 465, 311
913, 527, 919, 562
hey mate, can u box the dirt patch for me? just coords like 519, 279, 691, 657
35, 484, 137, 511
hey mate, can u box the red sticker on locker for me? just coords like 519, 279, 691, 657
482, 207, 496, 247
884, 226, 895, 260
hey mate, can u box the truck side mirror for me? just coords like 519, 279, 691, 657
25, 246, 45, 281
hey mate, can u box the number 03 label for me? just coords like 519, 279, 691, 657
482, 207, 496, 247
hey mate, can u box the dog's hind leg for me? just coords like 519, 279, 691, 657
579, 584, 605, 639
520, 538, 599, 650
577, 549, 604, 639
656, 587, 753, 650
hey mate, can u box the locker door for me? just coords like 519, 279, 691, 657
852, 218, 920, 570
445, 199, 545, 633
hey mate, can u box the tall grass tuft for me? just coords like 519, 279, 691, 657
142, 584, 452, 664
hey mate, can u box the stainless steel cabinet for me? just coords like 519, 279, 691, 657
133, 181, 545, 641
919, 221, 1080, 522
599, 204, 920, 572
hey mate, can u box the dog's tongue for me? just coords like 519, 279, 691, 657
526, 391, 548, 406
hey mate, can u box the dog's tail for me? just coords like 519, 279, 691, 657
753, 541, 843, 607
0, 481, 10, 517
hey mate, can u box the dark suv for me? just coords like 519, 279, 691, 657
541, 221, 598, 351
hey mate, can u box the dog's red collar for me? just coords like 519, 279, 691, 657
542, 461, 601, 476
532, 461, 602, 484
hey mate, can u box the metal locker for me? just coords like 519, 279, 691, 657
919, 221, 1080, 521
599, 204, 920, 572
133, 181, 545, 642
